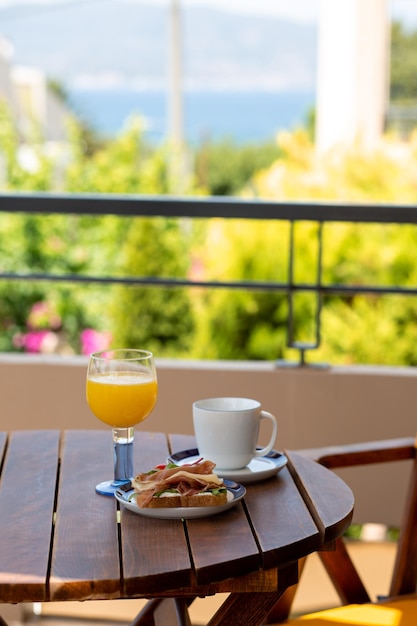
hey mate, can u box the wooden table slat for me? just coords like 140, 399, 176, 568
50, 430, 121, 601
121, 432, 193, 596
133, 431, 174, 474
0, 430, 60, 603
186, 503, 261, 586
285, 450, 354, 543
122, 514, 192, 596
243, 467, 321, 570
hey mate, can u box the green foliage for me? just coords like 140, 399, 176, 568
64, 115, 167, 194
315, 295, 417, 367
0, 101, 53, 190
193, 289, 288, 360
194, 138, 281, 196
111, 217, 194, 356
388, 21, 417, 137
390, 21, 417, 102
0, 283, 42, 351
190, 219, 290, 360
251, 127, 417, 203
239, 129, 417, 365
0, 210, 119, 353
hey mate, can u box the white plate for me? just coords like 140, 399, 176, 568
115, 479, 246, 519
168, 449, 288, 484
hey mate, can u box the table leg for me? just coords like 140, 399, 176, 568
153, 599, 192, 626
263, 558, 307, 623
318, 537, 370, 604
130, 598, 193, 626
206, 591, 285, 626
130, 599, 162, 626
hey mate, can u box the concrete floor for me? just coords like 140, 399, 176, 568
0, 540, 397, 626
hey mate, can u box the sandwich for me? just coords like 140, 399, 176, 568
131, 459, 227, 508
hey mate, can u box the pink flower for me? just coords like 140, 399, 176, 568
81, 329, 112, 355
20, 331, 59, 353
27, 302, 61, 330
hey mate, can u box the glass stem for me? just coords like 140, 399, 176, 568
112, 427, 134, 484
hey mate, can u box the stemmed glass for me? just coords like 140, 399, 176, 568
86, 349, 158, 496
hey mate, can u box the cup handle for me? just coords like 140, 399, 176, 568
254, 411, 277, 458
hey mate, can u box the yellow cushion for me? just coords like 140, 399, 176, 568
285, 598, 417, 626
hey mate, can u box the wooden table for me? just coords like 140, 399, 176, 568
0, 430, 354, 626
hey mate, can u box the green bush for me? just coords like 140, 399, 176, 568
194, 138, 281, 196
110, 217, 194, 356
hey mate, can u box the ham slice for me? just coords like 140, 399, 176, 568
132, 460, 224, 508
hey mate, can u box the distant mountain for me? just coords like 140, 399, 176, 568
0, 1, 317, 91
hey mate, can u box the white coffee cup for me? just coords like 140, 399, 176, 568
192, 397, 278, 470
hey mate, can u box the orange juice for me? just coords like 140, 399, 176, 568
86, 371, 158, 427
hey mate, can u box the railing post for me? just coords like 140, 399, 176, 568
277, 220, 327, 368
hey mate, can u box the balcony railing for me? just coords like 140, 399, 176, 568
2, 191, 417, 365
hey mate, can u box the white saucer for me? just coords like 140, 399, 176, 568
167, 448, 288, 484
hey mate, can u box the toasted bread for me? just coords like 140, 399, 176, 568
146, 493, 182, 508
146, 490, 228, 509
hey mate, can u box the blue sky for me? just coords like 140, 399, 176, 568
391, 0, 417, 24
0, 0, 416, 27
181, 0, 320, 22
193, 0, 417, 26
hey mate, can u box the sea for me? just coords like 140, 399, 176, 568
67, 88, 315, 146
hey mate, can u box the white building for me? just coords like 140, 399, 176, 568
315, 0, 390, 154
0, 37, 69, 144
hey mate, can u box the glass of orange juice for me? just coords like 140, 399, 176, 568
86, 349, 158, 496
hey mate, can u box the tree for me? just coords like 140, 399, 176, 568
191, 219, 291, 360
390, 21, 417, 102
111, 217, 194, 356
194, 138, 281, 196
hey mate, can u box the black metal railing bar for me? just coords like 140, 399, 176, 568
3, 191, 417, 223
